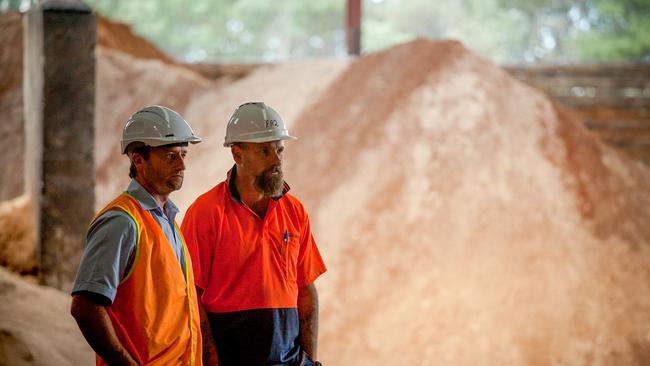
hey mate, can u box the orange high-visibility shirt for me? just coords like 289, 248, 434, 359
95, 193, 202, 366
181, 170, 327, 313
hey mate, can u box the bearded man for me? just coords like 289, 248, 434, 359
181, 102, 327, 366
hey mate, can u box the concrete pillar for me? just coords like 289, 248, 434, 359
346, 0, 361, 56
24, 0, 95, 290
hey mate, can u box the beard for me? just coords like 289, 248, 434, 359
254, 165, 284, 198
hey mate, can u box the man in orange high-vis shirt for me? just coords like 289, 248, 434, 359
182, 102, 326, 366
70, 106, 203, 366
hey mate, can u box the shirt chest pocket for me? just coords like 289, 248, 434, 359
270, 228, 300, 283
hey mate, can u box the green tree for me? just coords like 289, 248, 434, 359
28, 0, 648, 64
0, 0, 29, 11
363, 0, 648, 63
572, 0, 650, 61
363, 0, 531, 63
84, 0, 343, 62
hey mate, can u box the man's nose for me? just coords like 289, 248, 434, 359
270, 150, 282, 164
176, 156, 186, 170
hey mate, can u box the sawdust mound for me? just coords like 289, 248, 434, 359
283, 38, 650, 365
0, 266, 93, 365
0, 195, 37, 274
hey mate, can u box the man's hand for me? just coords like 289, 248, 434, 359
196, 286, 219, 365
70, 293, 139, 366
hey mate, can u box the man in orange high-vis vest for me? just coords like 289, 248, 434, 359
70, 106, 203, 366
182, 102, 326, 366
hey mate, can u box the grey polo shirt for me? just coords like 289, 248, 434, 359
71, 179, 186, 304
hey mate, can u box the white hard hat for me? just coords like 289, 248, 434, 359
223, 102, 296, 147
121, 105, 202, 154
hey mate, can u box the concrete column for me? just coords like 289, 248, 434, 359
24, 0, 95, 290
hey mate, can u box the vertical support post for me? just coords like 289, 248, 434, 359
346, 0, 362, 56
24, 0, 96, 290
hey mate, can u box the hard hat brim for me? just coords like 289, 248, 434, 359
122, 135, 202, 154
223, 134, 296, 147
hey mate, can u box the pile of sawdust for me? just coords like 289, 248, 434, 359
0, 195, 37, 275
0, 266, 93, 366
284, 38, 650, 365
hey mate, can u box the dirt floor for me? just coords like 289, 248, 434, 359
2, 12, 650, 366
0, 266, 93, 366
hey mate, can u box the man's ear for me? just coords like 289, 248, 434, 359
231, 145, 243, 165
130, 152, 145, 170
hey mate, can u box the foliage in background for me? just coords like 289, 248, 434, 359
364, 0, 649, 63
73, 0, 346, 62
1, 0, 648, 64
571, 0, 650, 61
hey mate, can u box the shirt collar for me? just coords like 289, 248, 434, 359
227, 165, 290, 203
126, 179, 179, 216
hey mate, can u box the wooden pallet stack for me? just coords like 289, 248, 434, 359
506, 64, 650, 165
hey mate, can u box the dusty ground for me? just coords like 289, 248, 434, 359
0, 195, 36, 275
2, 13, 650, 366
0, 266, 93, 366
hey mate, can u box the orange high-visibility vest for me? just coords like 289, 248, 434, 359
94, 193, 202, 366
